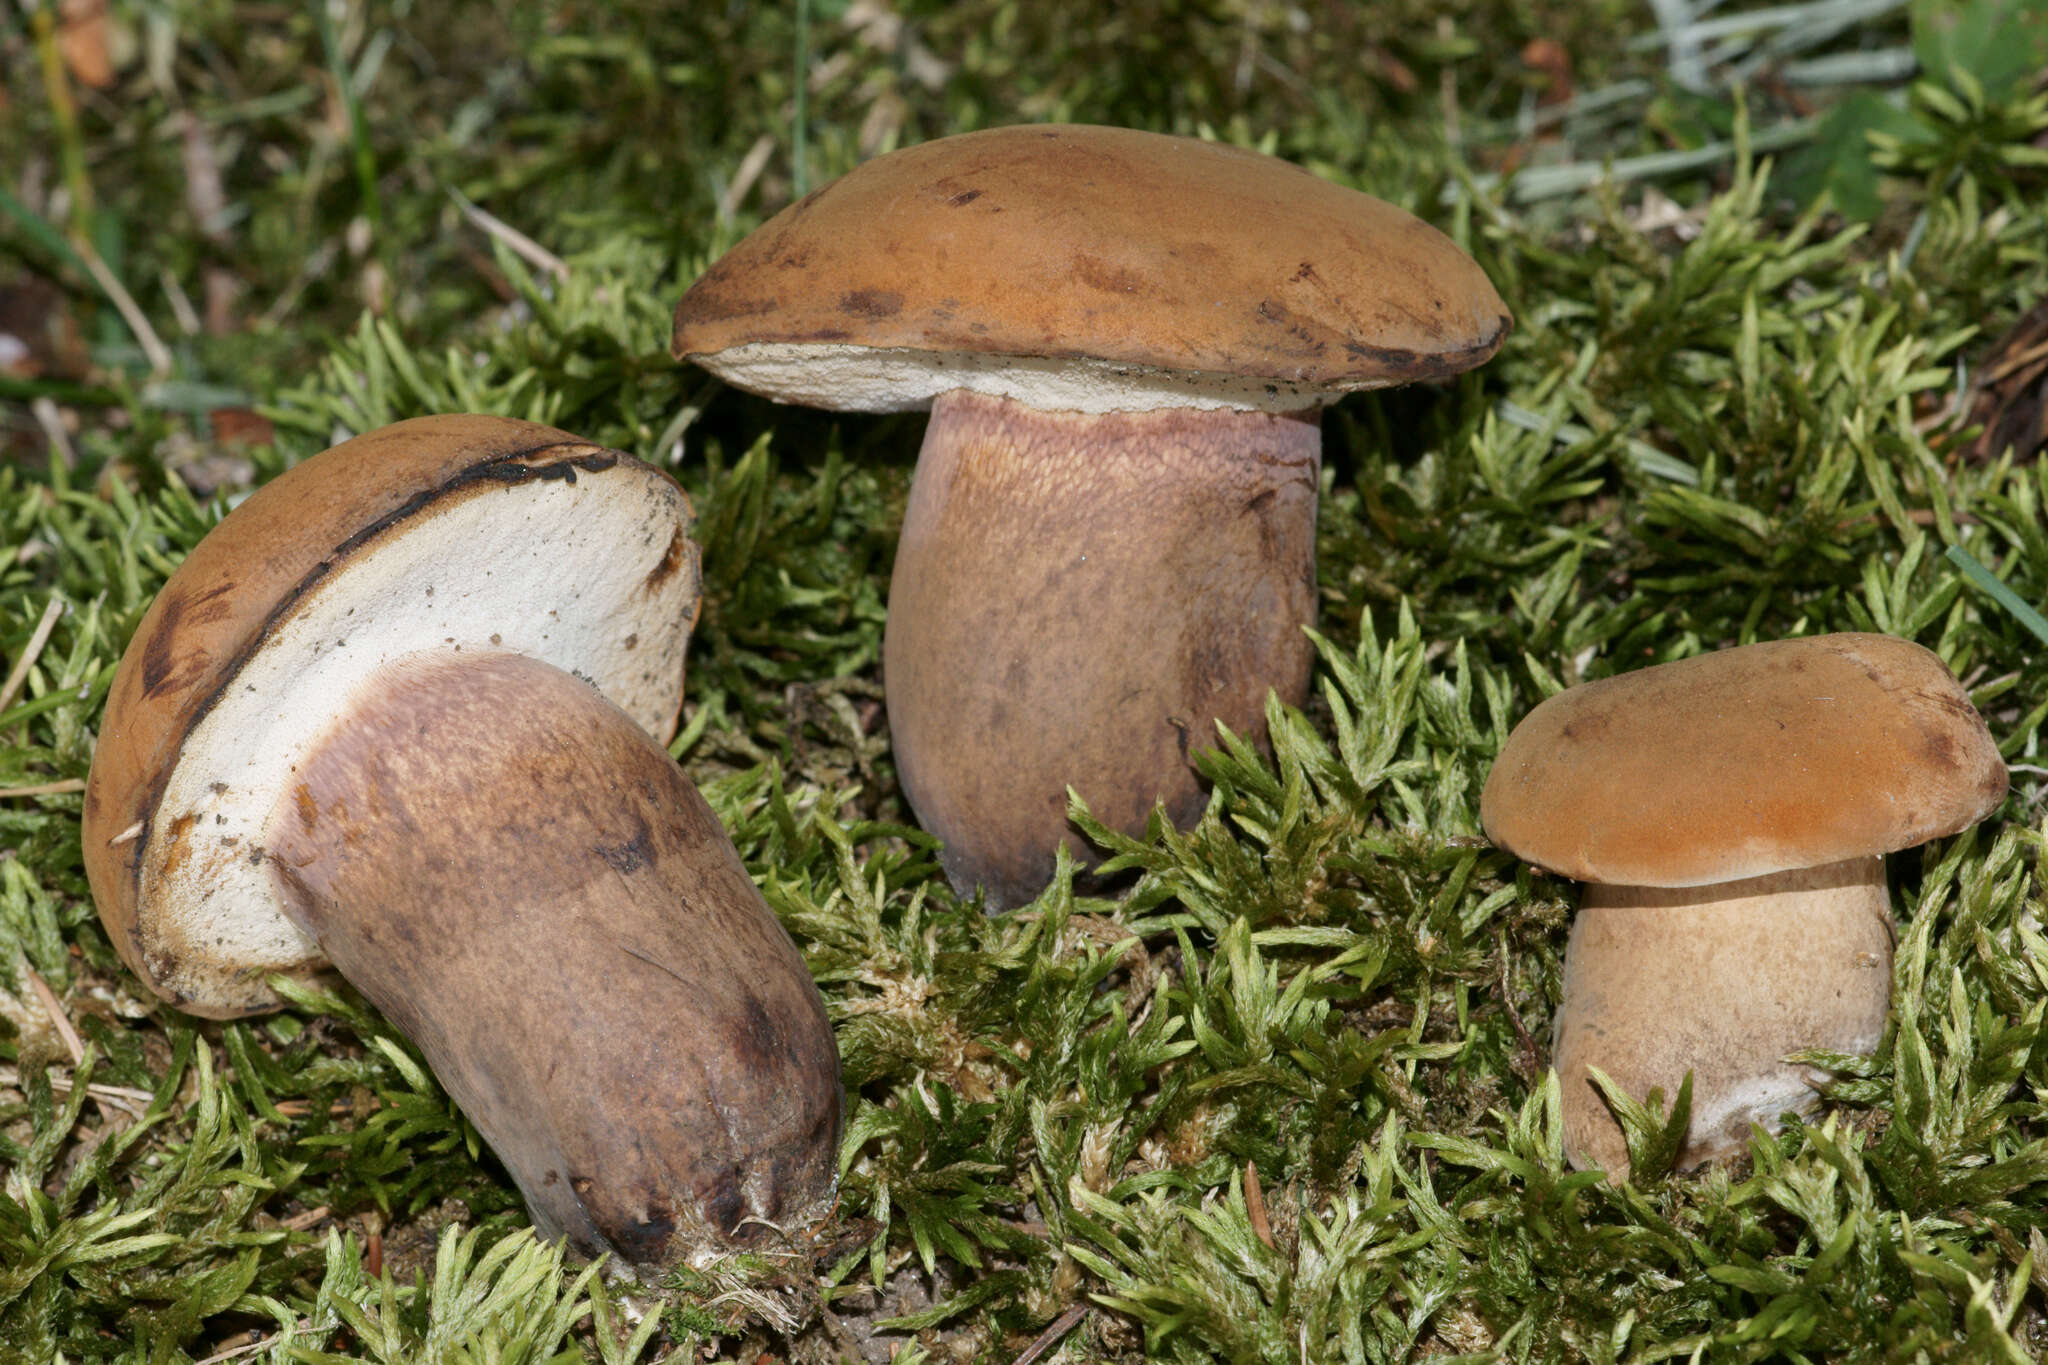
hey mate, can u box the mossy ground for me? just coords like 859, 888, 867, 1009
4, 1, 2048, 1361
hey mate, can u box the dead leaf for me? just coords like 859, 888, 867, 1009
58, 0, 113, 90
1369, 46, 1420, 95
1521, 37, 1573, 107
0, 277, 89, 380
1962, 300, 2048, 464
209, 407, 274, 449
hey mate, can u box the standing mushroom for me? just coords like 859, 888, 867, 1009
82, 414, 842, 1266
1480, 633, 2007, 1176
672, 124, 1510, 909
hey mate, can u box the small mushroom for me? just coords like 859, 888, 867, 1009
1480, 633, 2007, 1176
82, 415, 842, 1265
672, 124, 1510, 909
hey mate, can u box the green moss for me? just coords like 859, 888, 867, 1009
3, 0, 2048, 1360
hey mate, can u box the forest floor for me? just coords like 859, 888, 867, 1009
4, 1, 2048, 1360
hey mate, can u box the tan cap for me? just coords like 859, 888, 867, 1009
82, 414, 701, 1017
671, 124, 1511, 415
1480, 633, 2008, 887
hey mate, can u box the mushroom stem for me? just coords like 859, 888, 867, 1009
884, 387, 1321, 909
265, 649, 841, 1265
1554, 855, 1892, 1177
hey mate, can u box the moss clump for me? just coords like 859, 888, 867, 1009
3, 1, 2048, 1360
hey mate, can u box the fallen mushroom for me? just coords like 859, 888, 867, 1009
672, 123, 1510, 909
82, 414, 842, 1266
1480, 633, 2007, 1176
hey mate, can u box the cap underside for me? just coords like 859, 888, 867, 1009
693, 342, 1334, 414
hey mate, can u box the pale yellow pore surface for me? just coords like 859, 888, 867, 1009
1554, 856, 1892, 1178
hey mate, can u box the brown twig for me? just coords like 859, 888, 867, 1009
29, 398, 77, 469
22, 962, 84, 1064
0, 1066, 153, 1117
0, 596, 65, 722
1244, 1159, 1275, 1250
274, 1097, 375, 1119
192, 1322, 319, 1365
0, 778, 87, 798
76, 242, 173, 376
1497, 929, 1543, 1080
716, 133, 778, 226
453, 193, 568, 281
13, 963, 146, 1130
281, 1205, 332, 1231
1013, 1303, 1089, 1365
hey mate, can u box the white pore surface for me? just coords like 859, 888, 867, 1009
696, 342, 1334, 415
144, 466, 694, 990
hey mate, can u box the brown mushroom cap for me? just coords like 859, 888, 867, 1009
1480, 633, 2008, 888
672, 123, 1511, 414
82, 414, 702, 1017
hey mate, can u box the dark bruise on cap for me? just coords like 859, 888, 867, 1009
672, 123, 1511, 396
1480, 633, 2009, 887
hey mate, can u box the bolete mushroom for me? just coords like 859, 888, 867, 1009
1480, 633, 2007, 1176
82, 414, 842, 1266
672, 123, 1510, 909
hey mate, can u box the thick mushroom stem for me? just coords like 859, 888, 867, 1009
1554, 855, 1892, 1177
265, 650, 841, 1266
884, 387, 1322, 909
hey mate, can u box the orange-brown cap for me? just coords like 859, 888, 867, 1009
82, 415, 700, 1017
1480, 633, 2008, 887
671, 124, 1511, 415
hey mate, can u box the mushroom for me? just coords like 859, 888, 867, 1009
1479, 633, 2007, 1176
671, 123, 1510, 909
82, 414, 842, 1266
